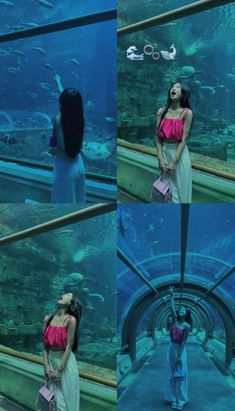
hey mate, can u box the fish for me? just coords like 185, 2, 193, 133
39, 82, 50, 90
29, 92, 37, 98
55, 229, 74, 235
20, 22, 39, 28
226, 73, 235, 80
104, 116, 115, 122
153, 240, 159, 244
160, 43, 176, 60
31, 46, 46, 55
14, 50, 26, 57
88, 293, 104, 302
37, 0, 54, 9
0, 49, 11, 57
7, 66, 20, 73
0, 1, 15, 7
66, 57, 80, 67
200, 86, 216, 95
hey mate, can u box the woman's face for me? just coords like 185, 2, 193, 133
170, 83, 182, 100
178, 307, 186, 318
58, 292, 73, 305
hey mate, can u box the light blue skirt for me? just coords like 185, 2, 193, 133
165, 342, 188, 406
48, 350, 80, 411
51, 154, 85, 203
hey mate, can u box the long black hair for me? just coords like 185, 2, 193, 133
158, 82, 192, 127
44, 294, 82, 352
59, 88, 84, 158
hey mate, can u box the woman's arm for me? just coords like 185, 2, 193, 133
156, 108, 168, 170
53, 317, 77, 381
177, 324, 190, 365
53, 73, 63, 94
43, 316, 54, 379
169, 286, 176, 321
166, 109, 193, 171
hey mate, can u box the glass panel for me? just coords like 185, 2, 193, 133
0, 0, 116, 35
118, 3, 235, 173
0, 205, 116, 370
0, 20, 116, 177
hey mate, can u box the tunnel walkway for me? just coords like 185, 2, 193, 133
118, 336, 235, 411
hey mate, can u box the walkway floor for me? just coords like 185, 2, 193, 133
118, 336, 235, 411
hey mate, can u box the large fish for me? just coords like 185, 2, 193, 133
37, 0, 53, 9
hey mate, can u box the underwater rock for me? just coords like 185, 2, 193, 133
83, 141, 113, 161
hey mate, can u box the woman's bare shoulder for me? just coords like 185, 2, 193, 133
44, 314, 51, 323
157, 107, 165, 116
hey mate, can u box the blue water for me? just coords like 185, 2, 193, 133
118, 1, 235, 165
0, 204, 117, 369
0, 1, 116, 177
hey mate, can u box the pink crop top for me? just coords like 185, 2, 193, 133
170, 323, 184, 343
44, 325, 68, 349
157, 109, 188, 142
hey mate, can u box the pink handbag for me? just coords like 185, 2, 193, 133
37, 383, 56, 411
151, 173, 171, 203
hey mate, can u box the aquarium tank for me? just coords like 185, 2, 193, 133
0, 0, 116, 178
117, 204, 235, 365
0, 204, 116, 373
118, 0, 235, 172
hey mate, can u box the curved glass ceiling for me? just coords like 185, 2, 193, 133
118, 204, 235, 320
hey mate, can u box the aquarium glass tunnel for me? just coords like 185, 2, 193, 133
117, 204, 235, 382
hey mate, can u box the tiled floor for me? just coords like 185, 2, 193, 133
118, 336, 235, 410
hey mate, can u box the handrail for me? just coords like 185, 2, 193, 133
118, 139, 235, 182
0, 9, 117, 43
0, 155, 116, 185
118, 0, 234, 35
0, 203, 116, 245
0, 346, 116, 388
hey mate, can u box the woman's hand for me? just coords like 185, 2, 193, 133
53, 74, 61, 82
165, 160, 177, 172
169, 286, 174, 295
158, 157, 168, 172
53, 368, 62, 383
44, 365, 54, 380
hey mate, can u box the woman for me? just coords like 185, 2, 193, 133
49, 74, 85, 203
155, 82, 193, 203
43, 293, 82, 411
166, 286, 191, 410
